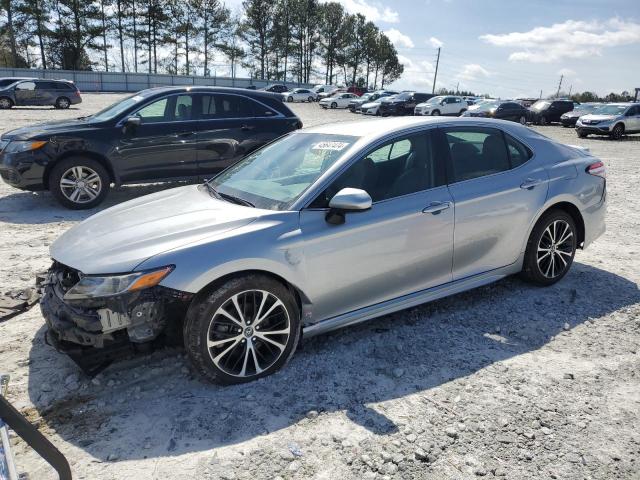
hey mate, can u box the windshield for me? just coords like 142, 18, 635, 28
210, 133, 359, 210
88, 93, 147, 121
531, 100, 550, 111
390, 92, 411, 101
593, 105, 628, 115
574, 104, 602, 114
426, 96, 443, 104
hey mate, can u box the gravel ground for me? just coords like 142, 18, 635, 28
0, 94, 639, 480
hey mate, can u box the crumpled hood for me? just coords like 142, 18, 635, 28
1, 118, 94, 141
50, 185, 259, 274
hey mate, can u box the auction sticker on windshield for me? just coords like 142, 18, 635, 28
312, 141, 349, 151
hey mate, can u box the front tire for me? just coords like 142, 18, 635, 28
184, 275, 301, 385
577, 130, 588, 138
431, 109, 440, 116
539, 116, 548, 126
519, 115, 527, 125
48, 157, 110, 209
287, 96, 293, 103
610, 123, 624, 140
331, 102, 337, 109
0, 97, 13, 109
521, 210, 577, 286
308, 96, 314, 102
55, 96, 71, 109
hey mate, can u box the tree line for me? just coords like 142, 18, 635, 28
0, 0, 404, 88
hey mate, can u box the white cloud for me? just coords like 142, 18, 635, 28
391, 55, 435, 90
428, 37, 443, 48
456, 64, 490, 81
480, 18, 640, 63
385, 28, 415, 48
321, 0, 399, 23
557, 68, 576, 76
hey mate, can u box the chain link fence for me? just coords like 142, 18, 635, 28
0, 68, 313, 93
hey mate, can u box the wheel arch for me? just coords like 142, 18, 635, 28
189, 269, 312, 321
43, 151, 117, 190
529, 201, 586, 249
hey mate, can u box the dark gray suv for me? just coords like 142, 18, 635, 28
0, 79, 82, 109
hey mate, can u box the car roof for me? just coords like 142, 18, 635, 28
137, 85, 284, 99
302, 117, 535, 143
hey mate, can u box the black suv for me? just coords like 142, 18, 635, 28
263, 84, 289, 93
0, 87, 302, 209
0, 79, 82, 109
528, 99, 576, 125
378, 92, 434, 116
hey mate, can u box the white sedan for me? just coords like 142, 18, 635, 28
319, 93, 359, 109
282, 88, 318, 103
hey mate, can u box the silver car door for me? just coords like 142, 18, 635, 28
299, 129, 454, 322
441, 126, 549, 280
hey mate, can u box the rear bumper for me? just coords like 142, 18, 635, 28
582, 183, 606, 248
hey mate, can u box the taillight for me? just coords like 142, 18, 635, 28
586, 161, 606, 178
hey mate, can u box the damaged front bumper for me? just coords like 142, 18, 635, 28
38, 262, 193, 374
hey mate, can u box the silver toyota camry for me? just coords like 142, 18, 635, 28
40, 117, 606, 384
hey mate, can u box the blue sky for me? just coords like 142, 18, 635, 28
307, 0, 640, 98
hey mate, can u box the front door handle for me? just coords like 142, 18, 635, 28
177, 131, 195, 138
240, 124, 255, 131
520, 178, 544, 190
422, 201, 451, 214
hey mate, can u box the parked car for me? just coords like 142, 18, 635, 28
319, 92, 358, 109
462, 100, 529, 124
0, 87, 302, 209
245, 85, 257, 90
39, 116, 606, 384
560, 103, 603, 127
0, 77, 36, 88
528, 99, 576, 125
361, 96, 393, 116
347, 85, 368, 96
0, 79, 81, 109
575, 103, 640, 139
378, 92, 434, 116
414, 95, 467, 116
283, 88, 317, 103
262, 84, 289, 93
317, 86, 342, 99
348, 90, 398, 113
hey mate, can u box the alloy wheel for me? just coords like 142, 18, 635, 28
58, 98, 70, 109
519, 116, 526, 125
536, 219, 574, 279
206, 290, 291, 378
612, 125, 623, 140
0, 98, 11, 109
59, 166, 103, 204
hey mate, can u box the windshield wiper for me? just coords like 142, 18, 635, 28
219, 192, 255, 208
202, 181, 254, 207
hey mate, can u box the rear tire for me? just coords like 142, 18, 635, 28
48, 157, 110, 209
521, 210, 577, 286
184, 274, 301, 385
0, 97, 13, 109
610, 123, 624, 140
55, 96, 71, 109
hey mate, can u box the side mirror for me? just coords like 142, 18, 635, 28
123, 116, 141, 133
326, 188, 372, 225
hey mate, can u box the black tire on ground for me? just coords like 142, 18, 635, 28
521, 209, 577, 286
431, 109, 440, 116
519, 115, 527, 125
577, 130, 588, 138
183, 274, 301, 385
331, 102, 337, 108
55, 96, 71, 109
287, 96, 293, 102
0, 97, 13, 109
539, 116, 547, 126
308, 96, 314, 102
459, 109, 467, 116
48, 157, 110, 209
610, 123, 624, 140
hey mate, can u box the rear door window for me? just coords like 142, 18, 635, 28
443, 127, 511, 182
200, 94, 253, 119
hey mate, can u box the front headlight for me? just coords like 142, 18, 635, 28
64, 266, 174, 300
4, 140, 48, 154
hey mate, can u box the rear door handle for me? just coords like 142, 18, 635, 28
240, 124, 255, 131
422, 201, 451, 214
520, 178, 544, 190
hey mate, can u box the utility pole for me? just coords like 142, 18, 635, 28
539, 89, 542, 99
455, 82, 459, 94
432, 47, 441, 95
556, 74, 563, 98
568, 84, 572, 96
